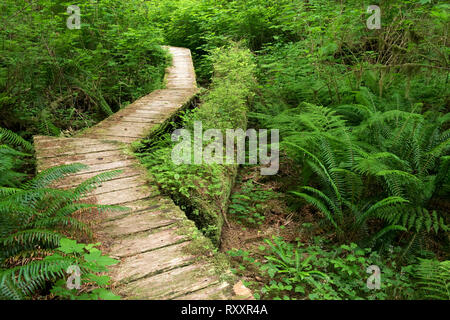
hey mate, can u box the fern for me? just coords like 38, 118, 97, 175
0, 255, 76, 299
0, 145, 30, 187
415, 259, 450, 300
265, 97, 448, 243
26, 163, 88, 190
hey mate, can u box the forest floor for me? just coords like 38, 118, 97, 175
220, 158, 328, 294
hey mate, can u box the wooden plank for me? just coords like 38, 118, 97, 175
93, 185, 159, 206
99, 210, 178, 237
36, 143, 121, 159
88, 175, 149, 195
55, 167, 142, 188
37, 150, 132, 171
85, 135, 138, 143
106, 227, 189, 258
174, 282, 232, 300
111, 242, 194, 283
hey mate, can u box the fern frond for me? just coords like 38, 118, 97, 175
300, 186, 341, 219
356, 196, 409, 226
32, 217, 91, 237
0, 187, 22, 197
72, 170, 123, 197
371, 225, 407, 241
0, 128, 33, 152
284, 142, 343, 203
291, 191, 340, 231
415, 259, 450, 300
25, 163, 87, 190
1, 229, 63, 250
0, 257, 74, 298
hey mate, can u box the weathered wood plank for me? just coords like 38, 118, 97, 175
99, 210, 178, 237
117, 263, 219, 300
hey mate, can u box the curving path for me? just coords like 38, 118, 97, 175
33, 47, 250, 300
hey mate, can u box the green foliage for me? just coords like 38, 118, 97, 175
143, 0, 449, 300
0, 160, 127, 299
0, 145, 29, 188
1, 238, 120, 300
0, 0, 168, 136
0, 127, 33, 152
2, 0, 448, 301
48, 239, 120, 300
245, 0, 449, 248
231, 237, 415, 300
253, 94, 449, 246
147, 0, 291, 81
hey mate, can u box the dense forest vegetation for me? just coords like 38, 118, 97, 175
0, 0, 449, 300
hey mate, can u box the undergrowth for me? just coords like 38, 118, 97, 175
135, 44, 256, 245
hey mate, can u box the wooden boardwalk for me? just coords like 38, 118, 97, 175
33, 47, 250, 300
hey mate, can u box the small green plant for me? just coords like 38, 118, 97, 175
259, 237, 329, 300
49, 239, 120, 300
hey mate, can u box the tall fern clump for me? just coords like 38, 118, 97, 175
253, 84, 449, 248
336, 89, 450, 252
0, 127, 34, 187
254, 103, 408, 240
0, 133, 127, 299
